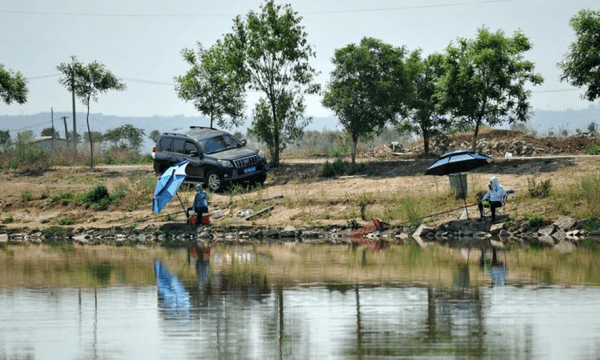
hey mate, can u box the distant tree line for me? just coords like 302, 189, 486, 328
3, 5, 600, 167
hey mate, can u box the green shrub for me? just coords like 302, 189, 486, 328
21, 190, 32, 202
583, 218, 600, 231
44, 226, 68, 235
78, 184, 114, 210
528, 214, 544, 227
320, 157, 346, 177
58, 219, 76, 225
2, 217, 14, 224
528, 178, 552, 198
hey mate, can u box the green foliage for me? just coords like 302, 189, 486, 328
231, 0, 320, 166
77, 184, 114, 210
4, 140, 53, 171
586, 140, 600, 155
399, 51, 449, 154
583, 217, 600, 231
319, 158, 346, 177
103, 124, 144, 152
41, 127, 60, 138
175, 41, 246, 130
322, 37, 407, 165
0, 64, 28, 105
559, 10, 600, 101
403, 198, 421, 231
359, 201, 367, 221
21, 190, 32, 202
528, 214, 545, 227
0, 130, 11, 148
44, 226, 68, 235
439, 27, 544, 150
58, 219, 76, 225
2, 217, 14, 224
528, 178, 552, 198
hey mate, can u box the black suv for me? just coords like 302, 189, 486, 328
152, 126, 269, 192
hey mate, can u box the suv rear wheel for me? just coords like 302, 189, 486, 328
206, 171, 225, 192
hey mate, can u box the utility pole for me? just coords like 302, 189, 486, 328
62, 116, 69, 147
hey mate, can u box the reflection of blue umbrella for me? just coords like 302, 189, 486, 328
152, 160, 190, 213
425, 150, 492, 218
154, 260, 190, 318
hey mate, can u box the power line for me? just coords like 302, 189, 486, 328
0, 0, 510, 18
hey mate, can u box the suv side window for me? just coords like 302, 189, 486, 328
158, 137, 173, 151
185, 141, 198, 155
172, 138, 186, 154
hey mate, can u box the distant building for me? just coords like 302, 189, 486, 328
31, 136, 68, 151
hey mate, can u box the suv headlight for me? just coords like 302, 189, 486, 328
218, 160, 234, 168
258, 150, 266, 160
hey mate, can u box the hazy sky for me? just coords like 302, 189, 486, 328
2, 0, 600, 121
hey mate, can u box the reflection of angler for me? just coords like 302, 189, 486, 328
480, 249, 509, 287
195, 247, 211, 288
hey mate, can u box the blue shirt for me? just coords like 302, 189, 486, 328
193, 191, 209, 212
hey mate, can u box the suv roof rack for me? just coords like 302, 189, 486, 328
190, 126, 214, 130
162, 132, 188, 137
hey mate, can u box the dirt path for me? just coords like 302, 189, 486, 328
1, 154, 598, 230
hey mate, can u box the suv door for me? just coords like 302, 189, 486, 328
184, 140, 204, 179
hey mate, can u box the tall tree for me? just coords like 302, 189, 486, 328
175, 41, 246, 129
396, 51, 448, 155
57, 56, 83, 152
0, 64, 28, 105
228, 0, 320, 166
438, 27, 544, 151
104, 124, 144, 151
59, 58, 126, 167
41, 127, 60, 138
322, 37, 408, 165
149, 130, 161, 142
559, 9, 600, 101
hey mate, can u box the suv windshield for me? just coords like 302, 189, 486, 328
197, 134, 240, 154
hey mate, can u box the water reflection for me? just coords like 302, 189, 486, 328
1, 244, 600, 359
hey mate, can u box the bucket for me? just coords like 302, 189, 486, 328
201, 214, 211, 224
448, 172, 468, 199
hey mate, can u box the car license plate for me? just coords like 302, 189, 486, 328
244, 166, 256, 174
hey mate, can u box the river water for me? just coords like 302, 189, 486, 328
1, 243, 599, 360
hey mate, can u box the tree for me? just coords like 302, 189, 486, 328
58, 57, 126, 167
175, 41, 246, 129
104, 124, 144, 151
438, 27, 544, 151
83, 131, 103, 144
149, 129, 161, 142
396, 51, 448, 155
0, 130, 11, 148
322, 37, 408, 165
41, 127, 60, 138
0, 64, 28, 105
57, 56, 83, 152
228, 0, 320, 166
559, 9, 600, 102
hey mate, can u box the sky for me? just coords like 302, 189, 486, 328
2, 0, 600, 126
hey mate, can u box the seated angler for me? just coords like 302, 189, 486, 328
478, 176, 507, 222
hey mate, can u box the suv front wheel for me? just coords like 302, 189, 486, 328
206, 171, 225, 192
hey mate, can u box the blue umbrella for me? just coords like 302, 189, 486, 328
152, 160, 190, 213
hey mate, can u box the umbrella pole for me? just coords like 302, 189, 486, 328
459, 175, 468, 218
176, 192, 187, 214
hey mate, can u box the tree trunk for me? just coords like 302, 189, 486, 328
471, 120, 480, 152
351, 133, 358, 167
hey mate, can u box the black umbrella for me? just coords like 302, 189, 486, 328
425, 150, 493, 218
